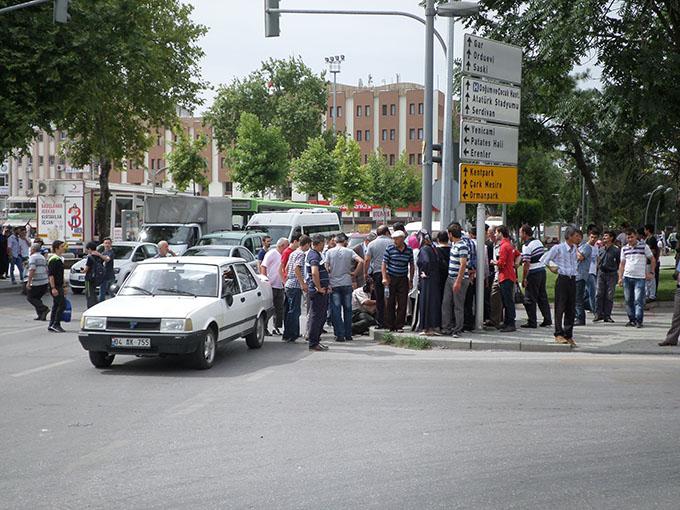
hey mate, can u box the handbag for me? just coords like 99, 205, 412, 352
61, 298, 72, 323
513, 281, 524, 304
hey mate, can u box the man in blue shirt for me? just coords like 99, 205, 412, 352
305, 234, 330, 351
381, 230, 414, 332
575, 231, 592, 326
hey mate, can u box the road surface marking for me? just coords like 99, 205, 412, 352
10, 359, 76, 377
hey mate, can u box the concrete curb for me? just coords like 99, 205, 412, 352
373, 330, 573, 353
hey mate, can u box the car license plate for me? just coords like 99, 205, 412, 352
111, 337, 151, 348
77, 274, 85, 281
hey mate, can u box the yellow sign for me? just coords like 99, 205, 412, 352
459, 163, 518, 204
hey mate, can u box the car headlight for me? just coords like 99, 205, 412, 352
160, 318, 193, 332
82, 316, 107, 330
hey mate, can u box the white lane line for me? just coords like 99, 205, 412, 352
246, 368, 275, 382
10, 359, 76, 377
0, 324, 56, 338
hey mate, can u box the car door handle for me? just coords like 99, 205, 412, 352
241, 297, 246, 303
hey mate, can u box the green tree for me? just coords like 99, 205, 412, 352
5, 0, 207, 238
207, 57, 327, 159
167, 128, 209, 194
364, 151, 421, 220
507, 199, 544, 230
333, 136, 365, 227
290, 136, 338, 200
227, 112, 290, 196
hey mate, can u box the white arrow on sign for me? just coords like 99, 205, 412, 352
460, 119, 518, 165
461, 77, 521, 126
463, 34, 523, 85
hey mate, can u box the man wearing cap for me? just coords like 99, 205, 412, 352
381, 229, 415, 332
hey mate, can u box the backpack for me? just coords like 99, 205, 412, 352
87, 255, 106, 285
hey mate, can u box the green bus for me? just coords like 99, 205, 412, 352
231, 198, 341, 228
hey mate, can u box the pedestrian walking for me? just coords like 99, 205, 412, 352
594, 230, 620, 323
493, 225, 519, 333
98, 238, 115, 302
325, 233, 363, 342
256, 235, 272, 272
84, 241, 107, 309
283, 235, 311, 343
415, 230, 443, 335
585, 228, 600, 312
261, 237, 289, 336
519, 225, 552, 328
541, 226, 581, 345
306, 234, 331, 351
26, 243, 50, 321
486, 226, 504, 329
0, 226, 9, 279
8, 228, 23, 284
364, 225, 393, 328
619, 228, 656, 328
659, 259, 680, 346
382, 230, 415, 332
47, 240, 68, 333
441, 226, 470, 337
644, 224, 660, 302
575, 231, 592, 326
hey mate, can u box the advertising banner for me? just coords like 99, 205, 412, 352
38, 195, 66, 242
64, 196, 84, 243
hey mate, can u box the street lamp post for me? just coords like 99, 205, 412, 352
644, 185, 665, 225
151, 166, 168, 195
654, 187, 674, 233
325, 55, 345, 133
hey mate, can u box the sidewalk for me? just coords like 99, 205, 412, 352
372, 302, 679, 355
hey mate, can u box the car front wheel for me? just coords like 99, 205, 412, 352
89, 351, 115, 368
190, 329, 216, 369
245, 315, 265, 349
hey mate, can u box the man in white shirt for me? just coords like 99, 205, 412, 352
326, 233, 363, 342
618, 228, 655, 328
261, 237, 289, 336
519, 225, 552, 328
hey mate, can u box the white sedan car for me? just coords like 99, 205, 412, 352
69, 242, 159, 293
78, 256, 274, 369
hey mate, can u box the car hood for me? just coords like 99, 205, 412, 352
83, 296, 216, 319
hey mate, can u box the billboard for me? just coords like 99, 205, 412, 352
37, 195, 66, 242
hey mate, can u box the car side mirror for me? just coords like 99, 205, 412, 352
109, 283, 120, 296
225, 294, 233, 307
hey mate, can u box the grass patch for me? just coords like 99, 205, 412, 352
381, 333, 432, 350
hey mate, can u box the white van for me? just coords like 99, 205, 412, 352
245, 209, 342, 241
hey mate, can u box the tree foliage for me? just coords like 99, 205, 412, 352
332, 136, 365, 224
507, 198, 544, 229
227, 112, 290, 196
167, 128, 209, 193
207, 57, 327, 159
290, 136, 338, 199
364, 151, 421, 217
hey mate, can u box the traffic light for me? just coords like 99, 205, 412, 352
264, 0, 280, 37
53, 0, 69, 23
432, 143, 443, 164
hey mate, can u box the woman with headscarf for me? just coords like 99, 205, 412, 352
417, 229, 443, 335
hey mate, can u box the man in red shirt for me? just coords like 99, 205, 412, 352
279, 232, 301, 282
493, 225, 519, 332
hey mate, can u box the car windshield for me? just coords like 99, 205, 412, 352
111, 246, 134, 259
245, 225, 290, 241
197, 237, 240, 246
139, 226, 192, 245
119, 263, 218, 297
183, 248, 231, 257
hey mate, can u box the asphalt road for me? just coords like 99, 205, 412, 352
1, 293, 680, 510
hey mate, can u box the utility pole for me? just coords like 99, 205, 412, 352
325, 55, 345, 134
421, 0, 435, 233
440, 16, 456, 228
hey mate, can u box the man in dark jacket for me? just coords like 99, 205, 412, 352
594, 231, 621, 323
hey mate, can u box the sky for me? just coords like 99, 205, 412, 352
187, 0, 476, 112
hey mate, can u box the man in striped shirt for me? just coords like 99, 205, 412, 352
441, 226, 469, 337
519, 225, 552, 329
381, 230, 415, 332
283, 235, 310, 343
618, 228, 655, 328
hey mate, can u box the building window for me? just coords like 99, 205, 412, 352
365, 105, 371, 116
225, 182, 233, 195
418, 128, 424, 140
364, 154, 368, 164
18, 179, 23, 189
389, 129, 395, 141
418, 103, 424, 114
390, 104, 396, 116
60, 131, 66, 140
28, 179, 33, 190
382, 104, 387, 116
38, 156, 44, 166
365, 130, 370, 141
356, 130, 362, 141
151, 159, 155, 170
409, 154, 415, 165
48, 155, 55, 166
389, 154, 396, 166
356, 105, 362, 117
409, 103, 415, 115
37, 133, 43, 142
221, 157, 226, 169
381, 129, 387, 141
337, 106, 342, 118
409, 128, 416, 140
329, 106, 333, 118
27, 156, 32, 166
417, 153, 423, 165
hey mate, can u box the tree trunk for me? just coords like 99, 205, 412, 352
96, 158, 112, 242
567, 132, 603, 228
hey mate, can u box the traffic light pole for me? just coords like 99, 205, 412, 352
421, 0, 435, 233
0, 0, 69, 22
